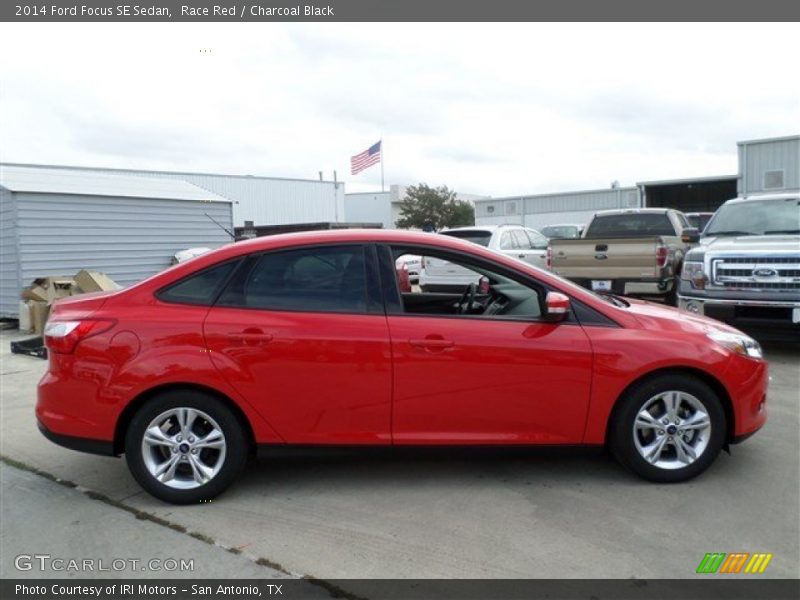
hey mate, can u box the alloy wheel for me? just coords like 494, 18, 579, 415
632, 391, 711, 470
140, 407, 227, 489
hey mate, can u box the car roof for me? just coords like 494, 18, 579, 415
593, 208, 674, 216
724, 193, 800, 205
439, 224, 523, 233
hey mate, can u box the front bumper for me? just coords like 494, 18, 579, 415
679, 295, 800, 342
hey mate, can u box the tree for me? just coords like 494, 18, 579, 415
395, 184, 475, 230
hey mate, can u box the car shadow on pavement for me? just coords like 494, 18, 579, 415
233, 446, 628, 494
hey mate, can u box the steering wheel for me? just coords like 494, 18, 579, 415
457, 283, 477, 314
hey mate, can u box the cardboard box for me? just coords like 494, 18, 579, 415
30, 276, 77, 303
21, 285, 48, 302
74, 270, 120, 293
29, 301, 50, 334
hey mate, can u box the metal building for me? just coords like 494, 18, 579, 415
0, 164, 234, 317
474, 187, 640, 230
637, 175, 738, 213
2, 163, 345, 227
738, 135, 800, 195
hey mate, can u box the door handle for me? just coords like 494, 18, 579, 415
226, 331, 274, 344
409, 338, 454, 350
517, 254, 526, 259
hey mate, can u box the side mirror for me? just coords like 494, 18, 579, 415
681, 228, 700, 244
544, 291, 571, 322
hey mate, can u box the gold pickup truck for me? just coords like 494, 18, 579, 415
548, 208, 696, 304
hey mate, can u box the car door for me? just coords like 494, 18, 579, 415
203, 244, 393, 444
384, 245, 594, 445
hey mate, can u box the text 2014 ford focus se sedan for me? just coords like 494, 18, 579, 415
37, 230, 768, 503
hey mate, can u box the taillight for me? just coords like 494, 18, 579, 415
546, 247, 553, 270
656, 245, 668, 268
44, 319, 116, 354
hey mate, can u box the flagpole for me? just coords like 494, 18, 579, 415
380, 138, 385, 193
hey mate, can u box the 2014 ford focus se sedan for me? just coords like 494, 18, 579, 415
37, 230, 768, 504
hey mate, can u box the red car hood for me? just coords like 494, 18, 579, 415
621, 297, 744, 336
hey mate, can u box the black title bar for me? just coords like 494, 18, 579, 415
3, 579, 800, 600
4, 0, 800, 22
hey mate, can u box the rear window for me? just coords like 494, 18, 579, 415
541, 225, 580, 239
585, 214, 674, 238
440, 230, 492, 247
158, 260, 239, 305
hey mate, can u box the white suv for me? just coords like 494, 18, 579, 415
419, 225, 549, 292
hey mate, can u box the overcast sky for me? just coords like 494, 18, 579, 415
1, 23, 798, 197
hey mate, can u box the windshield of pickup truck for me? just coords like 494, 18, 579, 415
584, 213, 674, 238
704, 197, 800, 237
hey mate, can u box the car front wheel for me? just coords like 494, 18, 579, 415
609, 374, 726, 483
125, 390, 248, 504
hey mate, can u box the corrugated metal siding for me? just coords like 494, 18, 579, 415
64, 167, 344, 227
4, 193, 233, 317
523, 210, 601, 231
0, 189, 20, 317
738, 137, 800, 195
475, 188, 639, 222
344, 192, 393, 228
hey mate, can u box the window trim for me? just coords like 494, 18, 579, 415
211, 242, 380, 316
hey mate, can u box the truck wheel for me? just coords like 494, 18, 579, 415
609, 373, 726, 483
125, 390, 248, 504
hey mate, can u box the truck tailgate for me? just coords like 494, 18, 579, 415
550, 237, 662, 279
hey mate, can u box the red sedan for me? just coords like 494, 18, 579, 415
38, 230, 768, 503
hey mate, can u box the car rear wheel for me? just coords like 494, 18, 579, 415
609, 374, 726, 482
125, 390, 248, 504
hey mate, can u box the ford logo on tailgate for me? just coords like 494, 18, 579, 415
752, 267, 778, 278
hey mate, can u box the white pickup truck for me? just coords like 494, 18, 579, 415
678, 193, 800, 342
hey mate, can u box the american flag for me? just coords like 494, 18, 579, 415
350, 141, 382, 175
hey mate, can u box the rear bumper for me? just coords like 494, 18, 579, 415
679, 295, 800, 342
37, 420, 116, 456
566, 277, 676, 296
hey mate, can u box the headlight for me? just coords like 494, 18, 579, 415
681, 261, 707, 289
707, 331, 763, 359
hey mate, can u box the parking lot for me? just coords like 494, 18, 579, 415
1, 329, 798, 582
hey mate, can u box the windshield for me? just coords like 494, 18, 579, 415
585, 213, 674, 238
440, 229, 492, 247
704, 197, 800, 236
687, 214, 713, 231
541, 225, 580, 239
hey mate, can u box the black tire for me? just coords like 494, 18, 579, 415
608, 373, 726, 483
125, 390, 248, 504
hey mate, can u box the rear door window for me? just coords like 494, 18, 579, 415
217, 246, 368, 314
511, 230, 533, 249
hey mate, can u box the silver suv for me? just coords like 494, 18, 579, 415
419, 225, 548, 293
678, 193, 800, 342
